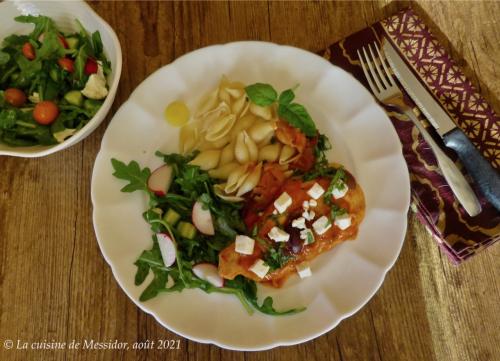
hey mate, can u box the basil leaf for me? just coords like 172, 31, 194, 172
278, 89, 294, 105
278, 102, 317, 137
245, 83, 277, 106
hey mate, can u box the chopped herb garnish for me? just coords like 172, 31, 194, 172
331, 204, 347, 219
263, 244, 294, 272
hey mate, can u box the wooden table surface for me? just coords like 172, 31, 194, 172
1, 1, 499, 361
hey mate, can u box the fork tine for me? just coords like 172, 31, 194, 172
362, 46, 384, 94
368, 43, 390, 89
357, 49, 379, 95
374, 42, 396, 86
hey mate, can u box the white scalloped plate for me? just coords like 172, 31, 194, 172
91, 41, 410, 351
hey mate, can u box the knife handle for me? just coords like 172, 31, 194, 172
443, 128, 500, 212
403, 109, 482, 216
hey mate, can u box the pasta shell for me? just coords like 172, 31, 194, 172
226, 87, 244, 99
258, 143, 282, 162
236, 162, 262, 197
248, 120, 275, 144
220, 141, 235, 165
189, 149, 221, 170
235, 131, 258, 164
179, 124, 199, 154
230, 114, 256, 139
225, 164, 250, 194
214, 183, 244, 202
249, 103, 272, 120
208, 162, 239, 179
279, 144, 298, 165
196, 88, 219, 116
199, 102, 230, 131
232, 95, 249, 118
205, 113, 236, 142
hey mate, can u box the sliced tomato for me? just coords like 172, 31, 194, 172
84, 57, 98, 75
22, 42, 35, 60
4, 88, 26, 107
58, 35, 68, 49
58, 57, 74, 73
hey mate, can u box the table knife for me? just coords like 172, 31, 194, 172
383, 41, 500, 213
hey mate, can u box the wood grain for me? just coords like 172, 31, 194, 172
1, 1, 499, 361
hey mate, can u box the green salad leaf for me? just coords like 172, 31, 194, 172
245, 83, 277, 106
112, 153, 306, 316
245, 82, 318, 137
111, 159, 151, 193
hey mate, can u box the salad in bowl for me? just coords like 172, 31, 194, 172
0, 1, 121, 157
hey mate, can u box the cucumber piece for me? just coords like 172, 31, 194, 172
49, 68, 59, 82
66, 37, 79, 49
177, 222, 196, 240
83, 99, 102, 115
64, 90, 84, 106
163, 208, 181, 226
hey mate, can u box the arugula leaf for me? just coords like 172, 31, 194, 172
278, 89, 295, 105
245, 83, 277, 106
139, 268, 169, 302
14, 15, 56, 40
36, 30, 65, 60
73, 44, 88, 83
0, 50, 10, 65
225, 276, 306, 316
111, 158, 151, 193
91, 31, 103, 58
278, 102, 317, 137
0, 110, 17, 130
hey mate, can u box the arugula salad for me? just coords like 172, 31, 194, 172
111, 152, 307, 316
111, 79, 364, 316
0, 15, 111, 146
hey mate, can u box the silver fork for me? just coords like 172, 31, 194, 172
357, 42, 481, 217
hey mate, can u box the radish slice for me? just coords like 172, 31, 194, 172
192, 201, 215, 235
192, 263, 224, 287
157, 233, 177, 267
147, 165, 173, 196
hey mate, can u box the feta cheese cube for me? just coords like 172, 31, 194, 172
332, 181, 348, 199
249, 259, 270, 278
296, 262, 312, 279
235, 235, 255, 255
268, 226, 290, 243
307, 183, 325, 200
312, 215, 332, 235
302, 200, 310, 210
272, 209, 278, 215
334, 213, 352, 230
274, 192, 292, 214
300, 228, 315, 244
302, 210, 315, 221
291, 217, 306, 229
309, 199, 317, 207
82, 73, 108, 100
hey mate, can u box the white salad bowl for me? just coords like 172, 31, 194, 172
91, 41, 411, 350
0, 0, 122, 157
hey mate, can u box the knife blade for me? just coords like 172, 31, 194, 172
383, 40, 500, 212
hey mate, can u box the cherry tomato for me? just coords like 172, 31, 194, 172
84, 57, 98, 75
33, 101, 59, 125
58, 57, 74, 73
22, 42, 36, 60
4, 88, 27, 107
58, 35, 68, 49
